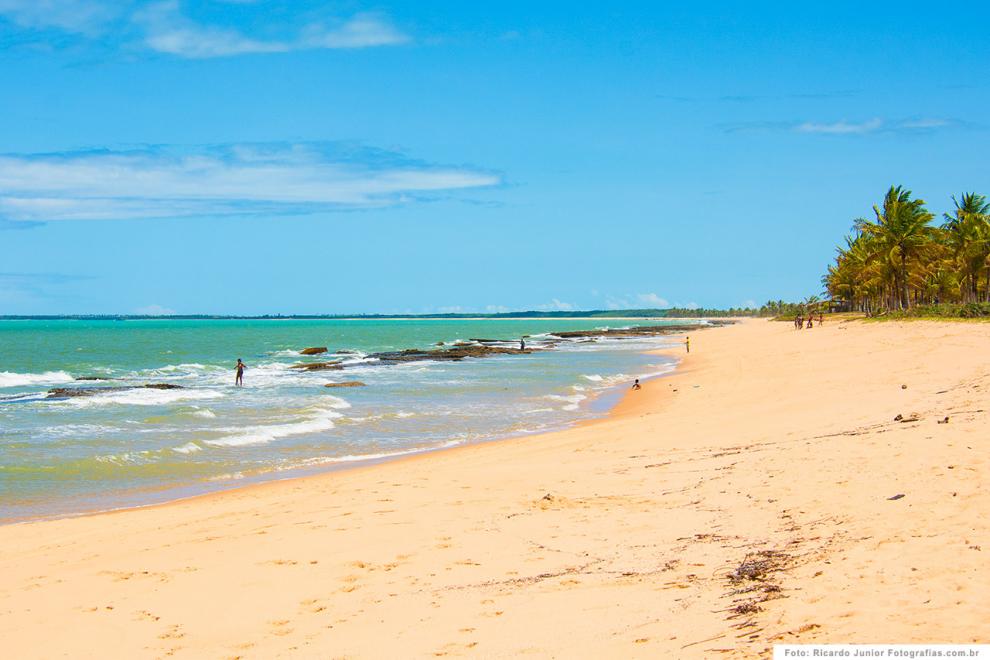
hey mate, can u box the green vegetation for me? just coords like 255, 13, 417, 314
823, 186, 990, 317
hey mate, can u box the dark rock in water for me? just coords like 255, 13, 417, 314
335, 350, 357, 355
324, 381, 366, 388
469, 338, 508, 343
74, 376, 112, 381
47, 383, 184, 398
300, 347, 328, 355
367, 344, 534, 366
290, 361, 344, 371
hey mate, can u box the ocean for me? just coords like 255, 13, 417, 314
0, 318, 694, 523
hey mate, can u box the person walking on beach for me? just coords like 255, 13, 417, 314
685, 336, 690, 353
818, 313, 824, 327
632, 378, 641, 390
795, 314, 803, 329
235, 358, 246, 386
806, 315, 813, 329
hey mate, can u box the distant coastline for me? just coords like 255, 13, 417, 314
0, 307, 754, 321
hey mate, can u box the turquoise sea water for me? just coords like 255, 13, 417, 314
0, 319, 692, 523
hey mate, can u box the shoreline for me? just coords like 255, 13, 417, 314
2, 318, 986, 657
1, 338, 687, 528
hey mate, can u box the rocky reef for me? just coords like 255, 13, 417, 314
47, 383, 184, 398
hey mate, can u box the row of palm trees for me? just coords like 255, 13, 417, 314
822, 186, 990, 313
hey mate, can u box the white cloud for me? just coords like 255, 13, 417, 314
795, 118, 884, 135
0, 1, 409, 58
137, 3, 410, 58
485, 304, 510, 313
898, 118, 950, 130
136, 1, 288, 58
725, 116, 959, 136
537, 299, 575, 312
0, 143, 500, 222
604, 293, 669, 309
637, 292, 669, 308
0, 0, 123, 35
301, 13, 409, 50
135, 303, 175, 315
684, 302, 700, 310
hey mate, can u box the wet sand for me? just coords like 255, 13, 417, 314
1, 318, 987, 657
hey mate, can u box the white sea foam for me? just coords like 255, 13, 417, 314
581, 374, 604, 382
287, 439, 463, 469
544, 393, 587, 411
157, 363, 206, 372
190, 407, 217, 419
321, 395, 352, 410
65, 388, 225, 408
0, 370, 74, 388
172, 442, 203, 454
205, 402, 345, 447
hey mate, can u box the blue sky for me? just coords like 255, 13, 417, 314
0, 1, 987, 315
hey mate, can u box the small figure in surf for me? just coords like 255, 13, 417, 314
235, 358, 246, 386
520, 338, 526, 350
632, 379, 642, 390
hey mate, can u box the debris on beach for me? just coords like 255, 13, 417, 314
887, 493, 906, 501
727, 550, 789, 584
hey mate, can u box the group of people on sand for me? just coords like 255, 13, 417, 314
795, 313, 824, 329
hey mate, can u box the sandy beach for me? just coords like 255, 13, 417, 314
2, 318, 987, 658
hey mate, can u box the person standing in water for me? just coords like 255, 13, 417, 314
235, 358, 246, 386
520, 337, 526, 350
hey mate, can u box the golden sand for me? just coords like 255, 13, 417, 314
1, 318, 987, 657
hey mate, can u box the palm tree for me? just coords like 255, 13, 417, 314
942, 193, 990, 302
854, 186, 935, 310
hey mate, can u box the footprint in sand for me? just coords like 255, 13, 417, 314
270, 620, 293, 636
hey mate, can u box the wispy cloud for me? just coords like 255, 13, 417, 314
657, 89, 861, 104
136, 3, 408, 58
722, 117, 962, 136
537, 299, 576, 312
794, 118, 884, 134
0, 1, 410, 58
0, 142, 500, 223
604, 292, 670, 310
0, 0, 124, 36
134, 303, 175, 315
